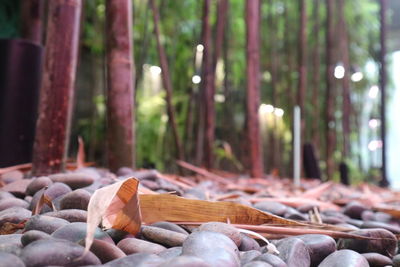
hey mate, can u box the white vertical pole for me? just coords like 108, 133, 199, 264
294, 106, 301, 187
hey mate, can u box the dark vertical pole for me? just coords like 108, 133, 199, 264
105, 0, 136, 171
32, 0, 82, 175
20, 0, 44, 44
245, 0, 264, 177
379, 0, 389, 187
297, 0, 307, 141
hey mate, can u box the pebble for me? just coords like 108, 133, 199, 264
159, 255, 212, 267
182, 231, 240, 267
25, 177, 53, 196
106, 229, 131, 244
117, 237, 167, 255
240, 250, 262, 265
158, 246, 183, 260
43, 209, 88, 222
142, 225, 187, 247
151, 221, 189, 235
198, 222, 242, 247
0, 198, 29, 211
361, 252, 392, 267
318, 249, 369, 267
0, 191, 15, 200
393, 254, 400, 267
238, 233, 260, 251
361, 220, 400, 234
59, 189, 91, 210
29, 182, 72, 213
1, 170, 24, 183
296, 234, 336, 266
242, 261, 273, 267
21, 230, 52, 246
104, 252, 164, 267
1, 179, 31, 197
20, 239, 101, 267
0, 234, 23, 255
337, 228, 398, 257
253, 253, 287, 267
0, 251, 26, 267
82, 238, 126, 264
24, 215, 69, 234
51, 222, 114, 244
343, 201, 368, 219
253, 201, 288, 216
275, 237, 310, 267
49, 172, 95, 189
0, 207, 31, 225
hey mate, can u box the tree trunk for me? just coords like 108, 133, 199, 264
150, 0, 184, 162
20, 0, 44, 44
325, 0, 336, 180
379, 0, 389, 187
32, 0, 82, 175
311, 0, 321, 152
297, 0, 307, 143
245, 0, 263, 177
105, 0, 135, 171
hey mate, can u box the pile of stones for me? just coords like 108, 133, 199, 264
0, 168, 399, 267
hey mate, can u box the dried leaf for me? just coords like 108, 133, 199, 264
85, 178, 141, 253
250, 197, 340, 211
373, 204, 400, 219
0, 220, 26, 235
76, 136, 86, 169
139, 194, 304, 226
237, 228, 279, 254
32, 186, 55, 215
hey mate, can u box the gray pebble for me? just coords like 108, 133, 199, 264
24, 215, 69, 234
117, 237, 166, 255
142, 225, 187, 247
296, 234, 336, 266
59, 189, 91, 210
276, 237, 310, 267
318, 249, 369, 267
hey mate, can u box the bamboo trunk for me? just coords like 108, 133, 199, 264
20, 0, 44, 44
297, 0, 307, 144
32, 0, 82, 175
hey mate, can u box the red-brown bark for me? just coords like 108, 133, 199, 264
32, 0, 82, 175
20, 0, 44, 44
245, 0, 264, 178
105, 0, 136, 171
297, 0, 307, 142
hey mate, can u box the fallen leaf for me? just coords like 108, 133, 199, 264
85, 177, 141, 253
32, 186, 56, 215
373, 204, 400, 219
0, 220, 27, 235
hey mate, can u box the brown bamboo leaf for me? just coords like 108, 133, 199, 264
0, 220, 27, 235
32, 186, 55, 215
139, 194, 304, 226
76, 136, 86, 169
373, 204, 400, 219
250, 197, 340, 211
85, 178, 141, 253
300, 182, 333, 198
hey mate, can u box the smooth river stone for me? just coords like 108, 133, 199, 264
24, 215, 69, 234
142, 225, 187, 247
106, 229, 131, 244
51, 222, 113, 244
158, 246, 183, 260
240, 250, 262, 265
151, 221, 189, 235
243, 261, 273, 267
1, 179, 31, 197
21, 230, 52, 246
343, 201, 368, 219
0, 207, 31, 226
29, 182, 72, 213
81, 239, 126, 264
254, 253, 287, 267
393, 254, 400, 267
361, 252, 392, 267
318, 249, 369, 267
43, 209, 87, 222
1, 170, 23, 183
0, 252, 26, 267
20, 239, 101, 267
0, 234, 23, 255
159, 255, 212, 267
0, 197, 28, 211
361, 220, 400, 234
198, 222, 242, 247
296, 234, 336, 267
276, 237, 310, 267
253, 201, 288, 216
239, 233, 260, 251
49, 173, 95, 190
104, 252, 163, 267
337, 228, 398, 257
0, 191, 15, 200
25, 177, 53, 196
59, 189, 91, 210
182, 231, 240, 267
117, 237, 166, 255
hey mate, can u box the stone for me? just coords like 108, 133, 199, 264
1, 170, 24, 183
104, 252, 163, 267
159, 255, 212, 267
43, 209, 87, 222
151, 221, 189, 235
240, 250, 262, 265
296, 234, 336, 266
48, 172, 95, 190
0, 191, 15, 200
254, 253, 287, 267
253, 201, 288, 216
275, 237, 310, 267
117, 237, 166, 255
0, 207, 31, 226
59, 189, 91, 210
182, 231, 240, 267
29, 183, 72, 213
21, 230, 52, 246
343, 202, 367, 219
393, 254, 400, 267
24, 215, 69, 234
25, 177, 53, 196
106, 229, 131, 244
20, 239, 101, 267
242, 261, 272, 267
318, 249, 369, 267
198, 222, 242, 247
1, 179, 31, 197
0, 198, 29, 211
81, 239, 126, 264
142, 225, 187, 247
239, 233, 260, 251
337, 228, 398, 257
0, 252, 26, 267
0, 234, 23, 255
158, 246, 183, 260
361, 252, 392, 267
51, 222, 113, 244
361, 220, 400, 234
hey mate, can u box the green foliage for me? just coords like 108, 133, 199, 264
0, 0, 20, 38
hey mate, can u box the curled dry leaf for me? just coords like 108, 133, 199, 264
237, 228, 279, 255
32, 186, 56, 215
85, 177, 141, 253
